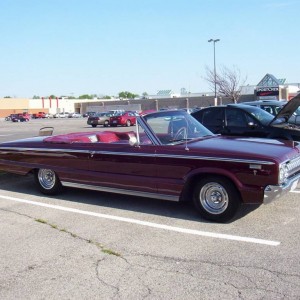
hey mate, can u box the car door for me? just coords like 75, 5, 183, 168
88, 142, 157, 194
224, 107, 268, 137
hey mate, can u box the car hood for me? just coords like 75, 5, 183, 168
188, 135, 300, 162
270, 94, 300, 125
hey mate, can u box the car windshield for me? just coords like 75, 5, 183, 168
142, 110, 214, 144
238, 105, 276, 125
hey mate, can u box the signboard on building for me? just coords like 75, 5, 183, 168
256, 87, 279, 100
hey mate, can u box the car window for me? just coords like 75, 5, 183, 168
201, 108, 223, 127
260, 105, 282, 116
238, 105, 274, 125
226, 108, 247, 127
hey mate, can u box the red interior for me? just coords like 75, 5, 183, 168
44, 131, 135, 144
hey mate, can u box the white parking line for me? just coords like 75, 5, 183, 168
291, 190, 300, 193
0, 194, 280, 246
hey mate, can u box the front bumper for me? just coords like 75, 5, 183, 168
264, 173, 300, 204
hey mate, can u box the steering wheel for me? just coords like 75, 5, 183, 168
173, 127, 187, 140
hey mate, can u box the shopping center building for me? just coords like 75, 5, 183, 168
0, 74, 299, 118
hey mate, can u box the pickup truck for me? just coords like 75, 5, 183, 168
32, 112, 46, 119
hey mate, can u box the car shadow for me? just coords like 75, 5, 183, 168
0, 173, 259, 224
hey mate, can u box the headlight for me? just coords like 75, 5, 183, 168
279, 163, 289, 184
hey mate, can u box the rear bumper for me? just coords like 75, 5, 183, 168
264, 173, 300, 204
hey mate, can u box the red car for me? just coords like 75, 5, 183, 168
0, 110, 299, 222
109, 111, 138, 127
32, 112, 47, 119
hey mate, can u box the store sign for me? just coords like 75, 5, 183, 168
256, 87, 279, 99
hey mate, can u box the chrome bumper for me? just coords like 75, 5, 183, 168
264, 173, 300, 204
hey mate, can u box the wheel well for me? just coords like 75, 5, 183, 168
181, 173, 241, 202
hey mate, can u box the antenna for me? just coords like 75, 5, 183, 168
185, 117, 189, 151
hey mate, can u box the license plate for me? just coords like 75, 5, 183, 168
113, 120, 117, 123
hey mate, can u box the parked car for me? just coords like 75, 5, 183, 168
83, 111, 96, 118
241, 100, 300, 125
109, 111, 138, 127
68, 112, 82, 118
87, 112, 112, 127
54, 112, 69, 118
0, 110, 299, 223
192, 95, 300, 141
11, 113, 30, 122
32, 112, 47, 119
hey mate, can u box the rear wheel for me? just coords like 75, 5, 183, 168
193, 176, 240, 222
35, 169, 62, 195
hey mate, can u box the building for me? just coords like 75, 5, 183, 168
241, 74, 300, 101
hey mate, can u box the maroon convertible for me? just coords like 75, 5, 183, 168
0, 110, 299, 222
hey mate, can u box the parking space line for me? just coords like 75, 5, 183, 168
0, 194, 280, 246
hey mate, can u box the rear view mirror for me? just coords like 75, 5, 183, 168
129, 136, 138, 146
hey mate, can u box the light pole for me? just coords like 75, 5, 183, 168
208, 38, 220, 105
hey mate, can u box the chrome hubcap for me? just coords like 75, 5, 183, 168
199, 182, 228, 214
38, 169, 56, 190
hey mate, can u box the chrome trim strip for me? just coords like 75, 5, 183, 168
61, 181, 179, 202
0, 147, 91, 154
0, 147, 275, 165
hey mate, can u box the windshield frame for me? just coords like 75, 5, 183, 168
138, 110, 214, 145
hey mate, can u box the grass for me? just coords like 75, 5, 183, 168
34, 218, 121, 256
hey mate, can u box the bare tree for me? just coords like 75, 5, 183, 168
204, 65, 247, 103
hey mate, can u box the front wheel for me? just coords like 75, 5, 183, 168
35, 169, 63, 195
193, 176, 240, 222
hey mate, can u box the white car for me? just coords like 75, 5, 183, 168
69, 112, 82, 118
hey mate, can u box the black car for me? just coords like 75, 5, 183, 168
192, 94, 300, 141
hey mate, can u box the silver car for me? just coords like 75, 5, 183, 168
87, 112, 112, 127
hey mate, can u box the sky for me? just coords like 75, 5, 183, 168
0, 0, 299, 98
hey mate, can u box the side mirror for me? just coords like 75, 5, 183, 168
248, 122, 257, 129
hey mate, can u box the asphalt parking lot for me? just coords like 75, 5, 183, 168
0, 117, 299, 299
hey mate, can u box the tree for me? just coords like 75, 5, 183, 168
142, 92, 148, 99
118, 91, 138, 99
204, 65, 247, 103
78, 94, 94, 99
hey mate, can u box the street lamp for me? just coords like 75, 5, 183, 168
208, 38, 220, 105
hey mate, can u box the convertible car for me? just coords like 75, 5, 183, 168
0, 110, 299, 222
